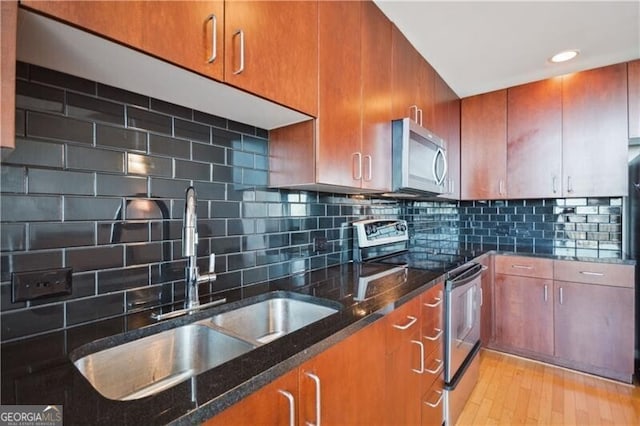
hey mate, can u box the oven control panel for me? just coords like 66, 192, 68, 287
353, 219, 408, 248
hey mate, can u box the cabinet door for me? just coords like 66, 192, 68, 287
554, 281, 634, 381
434, 74, 461, 200
507, 78, 563, 198
461, 90, 507, 200
142, 1, 223, 81
421, 378, 444, 426
629, 59, 640, 138
417, 60, 435, 130
494, 274, 554, 356
224, 1, 318, 116
21, 1, 145, 48
385, 328, 423, 426
360, 0, 392, 192
391, 25, 419, 121
299, 320, 386, 426
315, 0, 362, 188
562, 63, 628, 197
203, 369, 298, 426
1, 0, 17, 151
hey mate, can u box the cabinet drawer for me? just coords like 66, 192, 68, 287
421, 373, 444, 426
385, 297, 421, 354
495, 255, 553, 279
422, 341, 444, 390
554, 260, 634, 288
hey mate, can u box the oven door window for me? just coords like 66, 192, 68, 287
451, 284, 480, 352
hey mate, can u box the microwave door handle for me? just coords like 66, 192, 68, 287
433, 147, 447, 186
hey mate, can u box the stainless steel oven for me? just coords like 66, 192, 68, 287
444, 262, 483, 425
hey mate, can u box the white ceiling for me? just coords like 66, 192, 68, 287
374, 0, 640, 98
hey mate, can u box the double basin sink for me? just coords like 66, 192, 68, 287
72, 293, 340, 401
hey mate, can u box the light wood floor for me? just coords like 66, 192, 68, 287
457, 349, 640, 425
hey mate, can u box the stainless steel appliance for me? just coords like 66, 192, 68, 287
444, 262, 483, 426
353, 219, 483, 425
388, 118, 449, 197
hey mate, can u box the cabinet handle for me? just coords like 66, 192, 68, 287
480, 287, 483, 307
499, 180, 505, 195
411, 340, 425, 374
424, 358, 443, 375
544, 284, 548, 302
424, 328, 443, 341
409, 105, 419, 123
559, 287, 564, 305
206, 14, 217, 63
424, 390, 444, 408
392, 315, 417, 330
511, 264, 533, 270
352, 152, 362, 180
304, 372, 321, 426
580, 271, 604, 277
278, 390, 295, 426
232, 29, 245, 74
424, 297, 442, 308
567, 176, 573, 193
364, 154, 373, 182
418, 108, 423, 126
552, 176, 557, 194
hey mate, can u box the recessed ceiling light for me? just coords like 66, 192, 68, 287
549, 49, 580, 63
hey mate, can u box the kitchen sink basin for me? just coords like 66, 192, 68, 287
209, 297, 340, 345
73, 324, 254, 401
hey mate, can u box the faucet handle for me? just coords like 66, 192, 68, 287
197, 253, 217, 284
208, 253, 215, 273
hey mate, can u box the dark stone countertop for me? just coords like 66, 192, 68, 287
1, 250, 633, 425
0, 263, 445, 426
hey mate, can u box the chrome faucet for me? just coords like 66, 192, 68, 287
152, 186, 223, 320
183, 186, 216, 310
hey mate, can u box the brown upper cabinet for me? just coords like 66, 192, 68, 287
507, 77, 563, 198
627, 59, 640, 138
434, 73, 461, 199
1, 0, 17, 153
460, 89, 508, 200
562, 63, 628, 197
270, 0, 392, 192
462, 62, 629, 200
21, 0, 318, 116
391, 25, 434, 128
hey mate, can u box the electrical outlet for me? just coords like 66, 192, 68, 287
314, 237, 328, 252
12, 268, 73, 302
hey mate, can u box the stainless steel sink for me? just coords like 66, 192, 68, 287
209, 297, 339, 345
73, 324, 254, 401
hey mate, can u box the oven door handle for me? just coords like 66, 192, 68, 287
447, 264, 483, 289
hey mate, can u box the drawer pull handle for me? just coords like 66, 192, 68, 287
393, 315, 417, 330
278, 390, 295, 426
304, 372, 321, 426
580, 271, 604, 277
425, 358, 443, 375
411, 340, 425, 374
424, 328, 443, 341
424, 297, 442, 308
424, 390, 444, 408
511, 264, 533, 270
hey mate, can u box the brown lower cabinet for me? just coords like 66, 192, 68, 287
490, 255, 635, 383
204, 318, 386, 426
205, 282, 445, 425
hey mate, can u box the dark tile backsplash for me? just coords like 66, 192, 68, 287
459, 198, 623, 257
0, 63, 626, 342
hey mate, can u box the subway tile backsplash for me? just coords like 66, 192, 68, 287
459, 198, 623, 257
0, 63, 626, 342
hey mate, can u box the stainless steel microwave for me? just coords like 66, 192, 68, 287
388, 118, 448, 197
